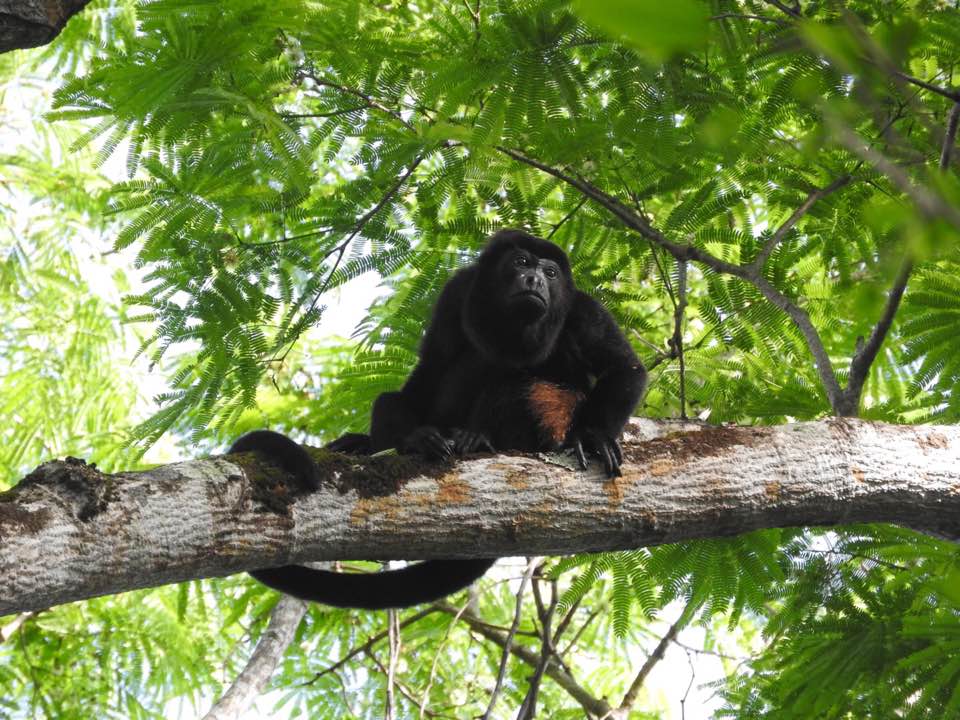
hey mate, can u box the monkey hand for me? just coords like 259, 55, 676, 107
567, 427, 623, 478
450, 428, 495, 455
400, 426, 455, 460
325, 432, 373, 455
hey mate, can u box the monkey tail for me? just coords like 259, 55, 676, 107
228, 430, 494, 608
249, 560, 495, 609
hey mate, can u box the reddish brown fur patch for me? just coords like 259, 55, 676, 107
527, 382, 584, 445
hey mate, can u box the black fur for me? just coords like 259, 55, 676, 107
232, 229, 646, 608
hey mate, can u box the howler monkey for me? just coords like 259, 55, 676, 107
229, 229, 646, 609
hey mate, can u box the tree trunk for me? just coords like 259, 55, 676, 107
0, 0, 92, 53
1, 418, 958, 615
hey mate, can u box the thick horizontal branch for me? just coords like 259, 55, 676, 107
0, 0, 92, 53
1, 419, 959, 615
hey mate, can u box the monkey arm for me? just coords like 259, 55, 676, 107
566, 293, 648, 475
370, 268, 476, 454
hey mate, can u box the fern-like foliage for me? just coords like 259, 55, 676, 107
35, 0, 960, 714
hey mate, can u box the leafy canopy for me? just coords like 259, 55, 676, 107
0, 0, 959, 717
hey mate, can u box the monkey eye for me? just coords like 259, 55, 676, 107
544, 266, 558, 279
514, 254, 530, 267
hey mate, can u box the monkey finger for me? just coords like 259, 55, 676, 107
431, 440, 453, 460
421, 430, 452, 460
600, 443, 615, 477
451, 429, 467, 455
467, 432, 492, 454
612, 438, 623, 466
453, 429, 482, 455
606, 443, 622, 478
574, 440, 588, 470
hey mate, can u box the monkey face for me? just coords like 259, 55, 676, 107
500, 249, 563, 321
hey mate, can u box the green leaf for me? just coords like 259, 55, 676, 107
573, 0, 709, 60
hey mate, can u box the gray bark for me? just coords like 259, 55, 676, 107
0, 0, 92, 53
202, 595, 308, 720
1, 418, 958, 616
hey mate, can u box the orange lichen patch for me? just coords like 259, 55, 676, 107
505, 468, 529, 490
530, 495, 557, 522
435, 474, 471, 504
527, 382, 584, 444
603, 477, 625, 507
349, 494, 404, 527
917, 432, 949, 451
601, 470, 644, 508
648, 458, 674, 477
852, 467, 866, 483
764, 480, 781, 501
485, 462, 530, 489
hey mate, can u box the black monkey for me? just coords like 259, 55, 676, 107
230, 229, 646, 608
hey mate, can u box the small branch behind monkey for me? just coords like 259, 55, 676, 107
481, 557, 538, 720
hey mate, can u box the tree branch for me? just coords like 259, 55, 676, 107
2, 419, 960, 616
940, 102, 960, 171
496, 145, 847, 412
827, 118, 960, 228
710, 13, 790, 27
839, 102, 960, 413
434, 602, 613, 718
752, 175, 853, 271
0, 0, 93, 53
762, 0, 802, 18
203, 595, 307, 720
303, 606, 438, 685
299, 71, 416, 132
618, 618, 681, 713
481, 557, 536, 720
517, 570, 558, 720
889, 69, 960, 104
842, 257, 913, 415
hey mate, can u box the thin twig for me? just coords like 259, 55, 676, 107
558, 606, 603, 657
618, 619, 681, 713
282, 105, 368, 119
303, 607, 438, 685
517, 572, 558, 720
710, 12, 790, 26
419, 600, 472, 719
276, 153, 426, 364
752, 175, 853, 270
673, 259, 688, 420
364, 649, 439, 718
550, 594, 583, 646
385, 609, 400, 720
300, 71, 416, 131
762, 0, 801, 18
481, 557, 538, 720
433, 601, 613, 718
546, 196, 588, 239
671, 638, 749, 662
680, 649, 696, 720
